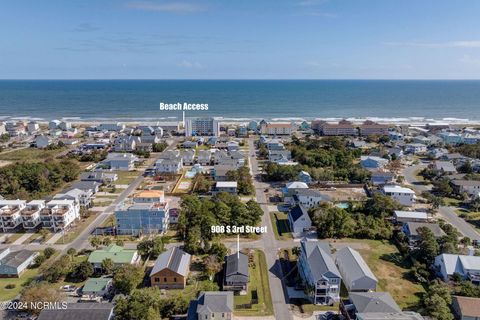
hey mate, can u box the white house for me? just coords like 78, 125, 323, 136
20, 200, 45, 229
405, 143, 427, 154
290, 188, 330, 209
288, 205, 312, 236
451, 180, 480, 198
0, 200, 26, 232
155, 158, 183, 174
181, 150, 195, 165
382, 185, 416, 206
214, 181, 238, 194
434, 254, 480, 284
102, 153, 139, 171
40, 199, 79, 232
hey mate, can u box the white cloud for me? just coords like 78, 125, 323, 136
459, 54, 480, 68
178, 60, 204, 69
298, 0, 328, 6
384, 40, 480, 48
126, 1, 206, 13
304, 11, 337, 18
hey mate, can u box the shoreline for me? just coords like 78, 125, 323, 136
2, 115, 480, 127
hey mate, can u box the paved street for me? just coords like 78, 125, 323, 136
248, 138, 294, 320
402, 163, 480, 241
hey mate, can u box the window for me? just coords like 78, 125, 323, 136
155, 277, 160, 282
164, 277, 167, 282
174, 277, 177, 282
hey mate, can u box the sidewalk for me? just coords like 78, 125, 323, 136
12, 232, 33, 245
46, 232, 64, 244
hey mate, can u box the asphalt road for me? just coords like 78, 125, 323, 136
248, 138, 293, 320
402, 163, 480, 241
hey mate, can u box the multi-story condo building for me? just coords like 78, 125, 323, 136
358, 120, 389, 136
298, 239, 342, 305
259, 122, 293, 135
115, 190, 169, 236
313, 120, 357, 136
20, 200, 45, 230
185, 117, 219, 137
0, 200, 26, 232
40, 199, 79, 232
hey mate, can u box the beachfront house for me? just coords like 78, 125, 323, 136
155, 158, 183, 174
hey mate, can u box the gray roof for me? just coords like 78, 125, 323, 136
68, 180, 101, 192
294, 188, 331, 200
0, 250, 37, 269
196, 291, 234, 314
37, 303, 113, 320
301, 240, 340, 281
349, 292, 401, 313
452, 179, 480, 187
150, 247, 191, 277
335, 247, 377, 290
225, 252, 249, 283
404, 222, 446, 237
356, 312, 424, 320
435, 161, 457, 172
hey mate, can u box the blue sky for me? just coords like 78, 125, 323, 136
1, 0, 480, 79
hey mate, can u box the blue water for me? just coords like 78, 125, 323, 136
1, 80, 480, 120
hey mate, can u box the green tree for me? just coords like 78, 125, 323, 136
20, 282, 65, 315
414, 227, 440, 264
364, 193, 403, 217
43, 247, 56, 259
113, 264, 144, 294
67, 248, 76, 257
101, 258, 115, 274
89, 236, 103, 249
72, 261, 94, 281
313, 206, 354, 238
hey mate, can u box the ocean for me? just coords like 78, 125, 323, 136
1, 80, 480, 122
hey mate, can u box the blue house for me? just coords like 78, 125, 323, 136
0, 248, 38, 277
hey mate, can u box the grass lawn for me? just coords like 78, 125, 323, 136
0, 268, 38, 300
0, 147, 66, 162
332, 239, 424, 310
2, 231, 27, 244
55, 213, 98, 244
113, 171, 140, 185
269, 211, 292, 241
234, 250, 273, 316
26, 230, 54, 244
456, 209, 480, 232
92, 199, 114, 207
443, 197, 461, 207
